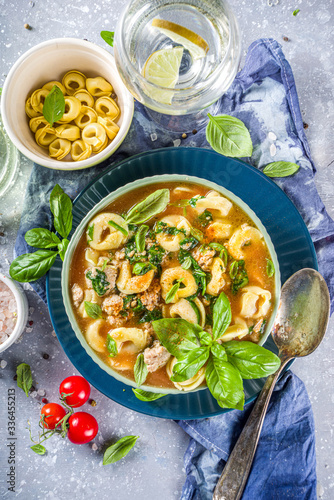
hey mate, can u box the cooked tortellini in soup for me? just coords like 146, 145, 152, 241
69, 182, 276, 392
25, 70, 120, 162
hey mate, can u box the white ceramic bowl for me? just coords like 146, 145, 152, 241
0, 273, 28, 353
61, 174, 281, 393
1, 38, 134, 170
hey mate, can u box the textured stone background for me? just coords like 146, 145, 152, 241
0, 0, 333, 498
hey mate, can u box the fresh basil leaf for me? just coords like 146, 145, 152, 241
206, 114, 253, 158
126, 189, 170, 224
31, 444, 46, 455
165, 280, 182, 304
169, 199, 190, 208
190, 227, 204, 242
24, 228, 61, 249
171, 346, 209, 383
263, 161, 300, 178
266, 259, 275, 277
108, 220, 128, 237
87, 224, 94, 243
134, 354, 148, 387
106, 334, 118, 357
86, 269, 110, 296
100, 30, 115, 47
84, 301, 103, 319
206, 357, 245, 410
132, 262, 156, 276
229, 261, 238, 279
9, 250, 58, 283
16, 363, 33, 397
212, 292, 232, 340
292, 8, 300, 16
198, 331, 213, 346
43, 85, 65, 126
180, 255, 192, 270
58, 238, 69, 261
135, 224, 149, 252
230, 260, 249, 295
209, 243, 228, 267
101, 259, 108, 271
49, 184, 73, 239
132, 389, 167, 401
224, 341, 281, 379
210, 342, 228, 360
103, 435, 138, 465
152, 318, 202, 359
197, 210, 213, 228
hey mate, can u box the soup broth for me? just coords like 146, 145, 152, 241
69, 182, 275, 390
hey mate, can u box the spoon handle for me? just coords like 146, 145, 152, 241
213, 358, 290, 500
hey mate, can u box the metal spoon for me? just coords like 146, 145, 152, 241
213, 268, 330, 500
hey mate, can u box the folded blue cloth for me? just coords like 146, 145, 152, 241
15, 38, 333, 499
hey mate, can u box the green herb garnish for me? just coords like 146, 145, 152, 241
263, 161, 300, 178
197, 210, 213, 227
229, 260, 248, 294
103, 435, 139, 465
100, 31, 115, 47
84, 301, 103, 319
206, 113, 253, 158
293, 9, 300, 16
16, 363, 33, 397
86, 269, 110, 296
134, 354, 148, 386
43, 85, 65, 127
266, 259, 275, 277
108, 220, 128, 237
106, 334, 118, 357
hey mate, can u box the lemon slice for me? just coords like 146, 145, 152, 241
152, 19, 209, 61
142, 47, 183, 104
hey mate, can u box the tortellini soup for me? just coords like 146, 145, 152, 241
69, 182, 276, 391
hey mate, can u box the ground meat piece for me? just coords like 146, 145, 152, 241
85, 265, 118, 295
71, 283, 83, 308
141, 322, 154, 336
192, 247, 216, 271
107, 315, 127, 328
140, 279, 161, 311
102, 295, 123, 316
144, 340, 171, 373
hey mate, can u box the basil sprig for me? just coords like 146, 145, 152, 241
151, 292, 280, 410
10, 185, 73, 283
125, 189, 170, 224
106, 334, 118, 357
263, 161, 300, 178
30, 444, 47, 455
16, 363, 33, 397
100, 30, 114, 47
132, 389, 167, 401
103, 435, 138, 465
43, 85, 65, 127
134, 354, 148, 386
165, 279, 183, 304
206, 114, 253, 158
84, 301, 103, 319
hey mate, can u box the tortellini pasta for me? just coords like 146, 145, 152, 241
206, 257, 226, 296
206, 221, 232, 240
166, 357, 206, 391
240, 286, 271, 318
49, 138, 71, 160
87, 213, 128, 250
25, 70, 120, 162
193, 191, 233, 217
85, 319, 106, 353
156, 215, 191, 252
160, 267, 197, 303
78, 289, 101, 318
169, 297, 205, 327
108, 327, 150, 352
228, 224, 264, 260
117, 261, 155, 294
218, 317, 249, 342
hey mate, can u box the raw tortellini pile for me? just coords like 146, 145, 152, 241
25, 70, 120, 162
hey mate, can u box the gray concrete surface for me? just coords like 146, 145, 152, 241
0, 0, 333, 499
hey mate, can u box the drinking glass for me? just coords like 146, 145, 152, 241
114, 0, 241, 132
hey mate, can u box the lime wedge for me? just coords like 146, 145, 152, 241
152, 19, 209, 61
142, 47, 183, 104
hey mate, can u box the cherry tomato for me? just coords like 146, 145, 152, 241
67, 412, 98, 444
59, 376, 91, 408
41, 403, 66, 430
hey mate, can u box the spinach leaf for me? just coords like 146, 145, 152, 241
103, 435, 139, 465
165, 280, 182, 304
263, 161, 300, 178
266, 259, 275, 277
24, 228, 60, 249
210, 342, 227, 360
124, 239, 146, 264
189, 195, 204, 207
147, 243, 165, 266
132, 262, 156, 275
134, 354, 148, 386
138, 308, 162, 323
190, 227, 204, 242
31, 444, 46, 455
108, 220, 128, 236
86, 269, 110, 296
155, 221, 186, 236
58, 238, 69, 261
126, 189, 170, 224
224, 341, 281, 379
43, 85, 65, 127
84, 301, 103, 319
209, 243, 228, 266
230, 260, 248, 294
106, 334, 118, 357
135, 224, 149, 252
152, 318, 202, 359
206, 114, 253, 158
16, 363, 33, 397
206, 357, 245, 410
100, 30, 115, 47
180, 237, 198, 251
197, 210, 213, 227
50, 184, 73, 239
132, 389, 167, 401
171, 346, 210, 383
212, 292, 232, 340
9, 250, 58, 283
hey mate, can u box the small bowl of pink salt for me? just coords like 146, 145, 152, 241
0, 273, 28, 353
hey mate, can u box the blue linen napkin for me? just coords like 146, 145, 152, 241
14, 38, 334, 499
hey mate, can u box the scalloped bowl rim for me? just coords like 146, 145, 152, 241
61, 174, 281, 394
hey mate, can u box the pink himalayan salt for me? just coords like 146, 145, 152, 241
0, 281, 17, 344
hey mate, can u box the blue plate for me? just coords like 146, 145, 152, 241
46, 147, 317, 420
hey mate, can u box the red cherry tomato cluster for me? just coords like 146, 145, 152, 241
40, 376, 98, 445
